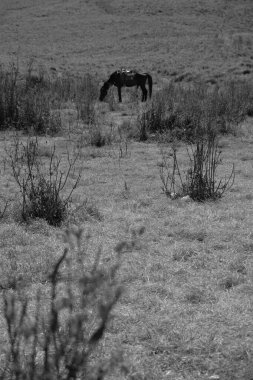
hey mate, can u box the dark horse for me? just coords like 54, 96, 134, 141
99, 69, 152, 103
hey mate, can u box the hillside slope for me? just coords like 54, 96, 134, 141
0, 0, 252, 82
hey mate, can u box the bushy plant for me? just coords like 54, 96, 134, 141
159, 134, 235, 201
89, 127, 107, 147
8, 137, 81, 226
184, 135, 235, 200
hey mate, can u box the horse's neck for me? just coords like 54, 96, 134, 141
106, 79, 113, 87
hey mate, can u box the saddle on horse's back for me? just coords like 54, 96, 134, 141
121, 68, 135, 74
120, 69, 136, 84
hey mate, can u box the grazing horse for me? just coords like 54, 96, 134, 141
99, 69, 152, 103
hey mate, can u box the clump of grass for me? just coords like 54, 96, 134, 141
184, 287, 206, 304
172, 247, 198, 261
8, 137, 81, 226
219, 274, 245, 290
0, 227, 125, 380
89, 126, 107, 147
86, 121, 113, 147
68, 199, 104, 224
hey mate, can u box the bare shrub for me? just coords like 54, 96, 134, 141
0, 227, 125, 380
159, 134, 235, 201
8, 137, 81, 226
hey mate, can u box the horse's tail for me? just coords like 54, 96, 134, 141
146, 73, 152, 98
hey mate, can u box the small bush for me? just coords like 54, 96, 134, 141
86, 121, 113, 147
25, 176, 67, 224
90, 129, 106, 147
8, 137, 81, 226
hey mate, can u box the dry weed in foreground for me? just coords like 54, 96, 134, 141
0, 227, 127, 380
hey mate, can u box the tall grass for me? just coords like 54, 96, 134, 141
0, 63, 99, 134
137, 80, 253, 141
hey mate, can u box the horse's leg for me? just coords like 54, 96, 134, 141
141, 86, 147, 102
144, 87, 147, 101
117, 86, 122, 102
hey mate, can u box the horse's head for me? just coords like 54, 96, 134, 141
99, 82, 110, 101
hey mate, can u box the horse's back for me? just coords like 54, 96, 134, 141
109, 69, 151, 88
111, 69, 137, 87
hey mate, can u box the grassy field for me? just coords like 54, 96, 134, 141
0, 1, 253, 379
